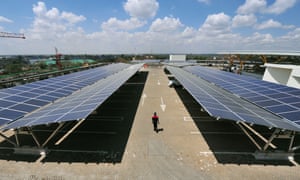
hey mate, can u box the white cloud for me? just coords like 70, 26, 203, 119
266, 0, 297, 14
149, 17, 183, 32
124, 0, 159, 19
237, 0, 267, 14
0, 16, 13, 23
33, 1, 47, 16
237, 0, 297, 15
101, 17, 146, 31
197, 0, 210, 5
255, 19, 295, 30
61, 12, 86, 24
181, 27, 197, 38
250, 32, 274, 43
232, 14, 257, 27
199, 12, 231, 36
283, 28, 300, 39
28, 1, 86, 40
2, 1, 300, 55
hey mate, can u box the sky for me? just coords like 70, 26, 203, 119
0, 0, 300, 55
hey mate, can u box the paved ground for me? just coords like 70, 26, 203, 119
0, 65, 300, 179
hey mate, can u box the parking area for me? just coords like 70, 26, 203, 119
0, 65, 300, 179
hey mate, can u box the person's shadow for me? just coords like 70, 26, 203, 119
156, 128, 164, 133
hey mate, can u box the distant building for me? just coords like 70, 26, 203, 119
169, 54, 186, 61
263, 63, 300, 89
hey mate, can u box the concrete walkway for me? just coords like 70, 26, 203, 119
120, 66, 209, 179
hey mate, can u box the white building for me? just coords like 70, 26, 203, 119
169, 54, 186, 61
263, 63, 300, 89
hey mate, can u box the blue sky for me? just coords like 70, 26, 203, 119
0, 0, 300, 54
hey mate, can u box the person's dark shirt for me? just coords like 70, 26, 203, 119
152, 115, 159, 123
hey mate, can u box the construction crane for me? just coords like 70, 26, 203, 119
55, 47, 62, 70
0, 31, 25, 39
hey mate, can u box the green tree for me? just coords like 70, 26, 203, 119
4, 63, 23, 74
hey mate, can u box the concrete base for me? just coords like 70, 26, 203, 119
254, 150, 294, 160
14, 147, 48, 155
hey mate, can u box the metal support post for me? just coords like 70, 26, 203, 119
0, 132, 17, 147
14, 130, 20, 147
288, 131, 296, 152
55, 119, 85, 145
42, 122, 65, 147
238, 123, 262, 150
263, 129, 281, 151
240, 122, 277, 149
29, 128, 41, 147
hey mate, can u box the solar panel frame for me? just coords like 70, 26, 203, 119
167, 66, 300, 132
0, 63, 132, 127
2, 63, 143, 130
184, 65, 300, 129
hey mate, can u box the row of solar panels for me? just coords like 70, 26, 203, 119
167, 66, 300, 132
184, 66, 300, 125
0, 63, 141, 129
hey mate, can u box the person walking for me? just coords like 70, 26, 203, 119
152, 112, 159, 133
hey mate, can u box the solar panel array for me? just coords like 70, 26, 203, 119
167, 66, 300, 132
184, 66, 300, 127
3, 64, 142, 130
0, 63, 130, 126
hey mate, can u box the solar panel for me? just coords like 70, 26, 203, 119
2, 63, 143, 130
184, 66, 300, 125
0, 63, 131, 126
167, 66, 300, 132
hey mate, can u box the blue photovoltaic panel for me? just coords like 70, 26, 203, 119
24, 99, 49, 106
0, 109, 26, 120
0, 63, 131, 126
0, 100, 15, 108
184, 66, 300, 126
10, 104, 39, 112
0, 118, 10, 126
2, 64, 143, 130
167, 66, 300, 132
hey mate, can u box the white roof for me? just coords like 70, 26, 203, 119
264, 63, 300, 69
217, 51, 300, 56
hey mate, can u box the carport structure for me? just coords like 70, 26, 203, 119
0, 63, 143, 152
167, 65, 300, 155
